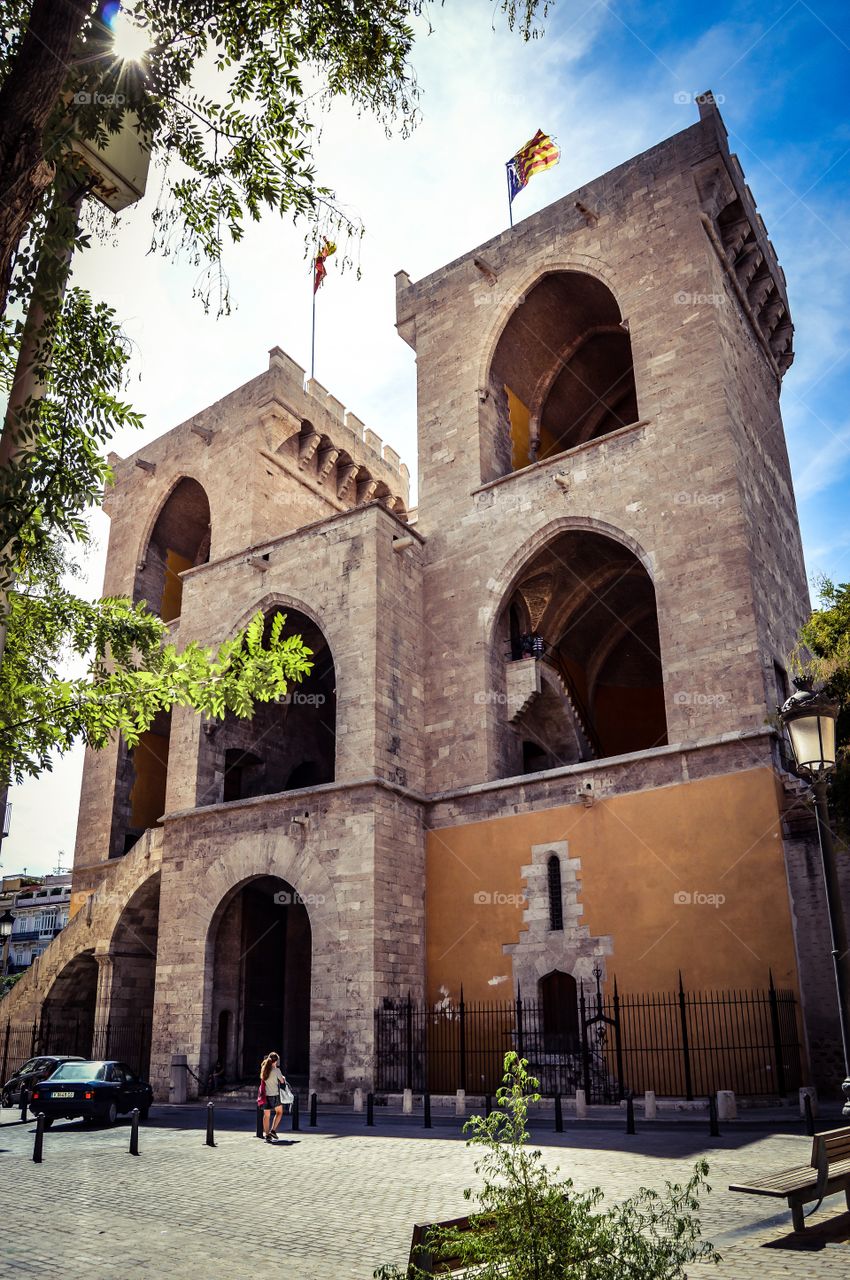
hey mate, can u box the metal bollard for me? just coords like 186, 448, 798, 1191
256, 1106, 264, 1139
291, 1093, 300, 1131
423, 1092, 431, 1129
33, 1112, 45, 1163
554, 1094, 563, 1133
129, 1108, 140, 1156
309, 1092, 317, 1127
708, 1094, 720, 1138
205, 1101, 215, 1147
20, 1087, 28, 1122
366, 1091, 374, 1127
484, 1094, 492, 1116
804, 1092, 815, 1137
625, 1094, 636, 1135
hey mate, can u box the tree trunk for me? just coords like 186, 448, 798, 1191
0, 0, 94, 319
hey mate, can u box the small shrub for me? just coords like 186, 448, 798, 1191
375, 1053, 719, 1279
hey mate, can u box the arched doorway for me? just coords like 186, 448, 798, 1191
208, 876, 312, 1085
485, 271, 639, 478
538, 970, 580, 1053
196, 606, 336, 807
496, 528, 667, 776
42, 951, 98, 1056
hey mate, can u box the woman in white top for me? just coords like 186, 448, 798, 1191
259, 1051, 288, 1141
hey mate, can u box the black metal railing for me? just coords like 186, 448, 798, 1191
0, 1016, 152, 1085
374, 972, 803, 1101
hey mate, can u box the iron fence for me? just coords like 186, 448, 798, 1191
0, 1016, 151, 1085
375, 972, 803, 1101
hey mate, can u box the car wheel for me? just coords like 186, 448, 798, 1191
138, 1105, 150, 1121
103, 1102, 118, 1126
42, 1117, 54, 1129
1, 1092, 11, 1108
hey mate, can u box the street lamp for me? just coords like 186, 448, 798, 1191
779, 678, 849, 1114
0, 908, 14, 979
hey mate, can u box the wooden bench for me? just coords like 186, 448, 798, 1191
407, 1213, 492, 1275
729, 1124, 850, 1232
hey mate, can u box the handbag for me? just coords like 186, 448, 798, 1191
257, 1078, 267, 1107
281, 1081, 295, 1107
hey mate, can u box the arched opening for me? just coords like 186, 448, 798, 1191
496, 529, 667, 776
196, 607, 336, 806
105, 875, 160, 1074
109, 707, 171, 858
538, 970, 579, 1053
485, 272, 639, 478
135, 477, 211, 622
207, 876, 312, 1085
42, 951, 98, 1056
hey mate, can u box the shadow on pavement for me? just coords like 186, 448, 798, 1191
762, 1212, 850, 1250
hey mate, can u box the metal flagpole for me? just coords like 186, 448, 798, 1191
506, 163, 514, 227
311, 280, 317, 380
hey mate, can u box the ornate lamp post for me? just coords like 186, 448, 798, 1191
779, 678, 850, 1113
0, 908, 14, 978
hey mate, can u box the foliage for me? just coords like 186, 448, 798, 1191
0, 536, 313, 783
4, 0, 550, 318
374, 1053, 719, 1280
792, 576, 850, 838
0, 281, 140, 592
0, 972, 23, 998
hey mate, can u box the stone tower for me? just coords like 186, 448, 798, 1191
5, 95, 843, 1096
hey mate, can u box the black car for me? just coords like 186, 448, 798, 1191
29, 1060, 153, 1127
1, 1054, 85, 1107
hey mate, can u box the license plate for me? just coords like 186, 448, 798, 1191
52, 1091, 75, 1098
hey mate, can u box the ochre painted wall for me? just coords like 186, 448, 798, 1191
130, 731, 170, 832
426, 767, 798, 1003
160, 547, 193, 623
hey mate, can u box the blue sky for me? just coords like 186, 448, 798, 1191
3, 0, 849, 876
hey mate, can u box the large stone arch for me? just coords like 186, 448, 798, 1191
484, 515, 659, 651
134, 473, 212, 616
490, 520, 667, 775
148, 823, 364, 1099
475, 256, 633, 395
478, 263, 640, 480
195, 598, 337, 807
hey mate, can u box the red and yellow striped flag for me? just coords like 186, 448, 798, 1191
507, 129, 560, 203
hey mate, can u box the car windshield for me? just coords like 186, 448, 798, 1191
49, 1062, 107, 1082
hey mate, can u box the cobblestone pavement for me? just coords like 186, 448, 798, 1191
1, 1105, 848, 1279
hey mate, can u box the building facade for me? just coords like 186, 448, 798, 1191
1, 875, 71, 976
3, 95, 846, 1098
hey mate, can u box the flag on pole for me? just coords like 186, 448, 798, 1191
313, 238, 337, 293
506, 129, 560, 205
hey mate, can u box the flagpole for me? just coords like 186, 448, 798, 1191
506, 164, 514, 227
311, 283, 316, 380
